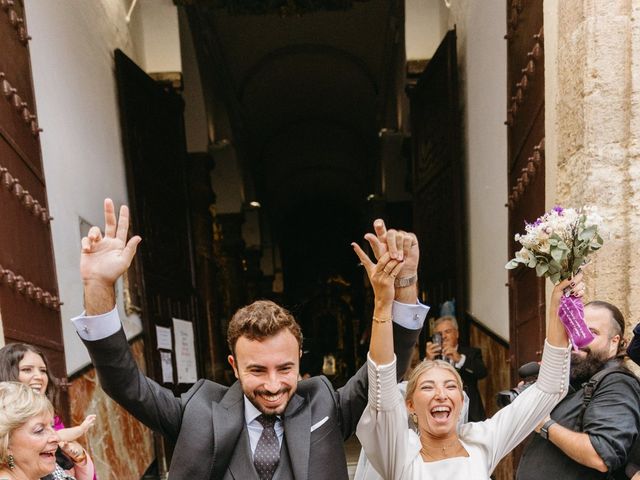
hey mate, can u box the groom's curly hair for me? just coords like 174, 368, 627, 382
227, 300, 303, 355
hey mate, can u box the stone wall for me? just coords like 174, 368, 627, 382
553, 0, 640, 336
69, 337, 154, 479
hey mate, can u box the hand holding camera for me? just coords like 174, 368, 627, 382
426, 333, 444, 360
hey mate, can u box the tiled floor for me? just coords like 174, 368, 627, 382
345, 434, 362, 479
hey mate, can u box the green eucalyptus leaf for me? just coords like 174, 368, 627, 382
549, 259, 562, 271
551, 248, 564, 262
536, 263, 549, 276
578, 225, 597, 241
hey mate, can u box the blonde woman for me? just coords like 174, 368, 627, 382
352, 236, 578, 479
0, 382, 93, 480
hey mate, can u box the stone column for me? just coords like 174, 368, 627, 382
551, 0, 640, 332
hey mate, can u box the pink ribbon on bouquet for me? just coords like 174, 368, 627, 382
558, 294, 595, 349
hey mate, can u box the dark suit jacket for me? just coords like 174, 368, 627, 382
83, 322, 420, 479
627, 323, 640, 365
457, 345, 487, 422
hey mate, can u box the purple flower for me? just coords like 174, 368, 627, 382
553, 205, 564, 214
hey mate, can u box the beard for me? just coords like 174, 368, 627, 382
570, 348, 610, 386
244, 386, 293, 415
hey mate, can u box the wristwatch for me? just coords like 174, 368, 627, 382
394, 273, 418, 288
540, 419, 556, 440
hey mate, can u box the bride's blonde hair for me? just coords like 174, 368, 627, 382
405, 359, 464, 401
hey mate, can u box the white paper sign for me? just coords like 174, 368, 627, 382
172, 318, 198, 384
160, 351, 174, 384
156, 325, 173, 350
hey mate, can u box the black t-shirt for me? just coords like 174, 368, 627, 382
517, 366, 640, 480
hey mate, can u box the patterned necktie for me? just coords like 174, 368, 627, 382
254, 414, 280, 480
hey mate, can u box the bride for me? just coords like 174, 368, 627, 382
352, 233, 578, 479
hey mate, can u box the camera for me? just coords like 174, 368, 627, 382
432, 332, 443, 360
496, 361, 539, 408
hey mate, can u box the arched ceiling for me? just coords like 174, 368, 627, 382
181, 0, 406, 297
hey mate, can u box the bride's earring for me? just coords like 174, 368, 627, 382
410, 412, 420, 435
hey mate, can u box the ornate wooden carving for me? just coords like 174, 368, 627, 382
0, 72, 42, 165
506, 0, 546, 389
1, 0, 31, 45
505, 26, 543, 128
0, 265, 61, 310
0, 165, 51, 222
506, 137, 545, 209
0, 0, 69, 424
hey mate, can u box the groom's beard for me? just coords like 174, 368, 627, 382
570, 348, 610, 386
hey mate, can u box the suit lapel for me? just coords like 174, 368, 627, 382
212, 381, 246, 479
283, 392, 310, 480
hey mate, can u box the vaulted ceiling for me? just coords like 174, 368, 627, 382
181, 0, 407, 298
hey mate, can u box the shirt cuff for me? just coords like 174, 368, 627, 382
71, 307, 122, 341
392, 301, 429, 330
536, 340, 571, 394
367, 353, 401, 411
454, 353, 466, 369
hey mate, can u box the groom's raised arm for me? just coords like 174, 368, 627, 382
72, 199, 183, 441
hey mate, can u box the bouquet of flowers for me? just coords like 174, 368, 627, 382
506, 206, 604, 348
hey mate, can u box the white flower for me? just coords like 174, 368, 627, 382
515, 247, 532, 262
538, 240, 550, 254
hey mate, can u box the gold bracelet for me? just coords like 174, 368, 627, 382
372, 315, 392, 324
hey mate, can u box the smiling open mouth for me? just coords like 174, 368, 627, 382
259, 392, 285, 403
430, 405, 451, 421
40, 450, 56, 460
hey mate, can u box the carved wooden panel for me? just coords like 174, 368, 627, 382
506, 0, 546, 386
409, 30, 466, 336
0, 0, 67, 418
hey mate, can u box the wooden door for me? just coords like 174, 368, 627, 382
409, 30, 467, 339
114, 49, 201, 468
0, 0, 68, 419
506, 0, 546, 382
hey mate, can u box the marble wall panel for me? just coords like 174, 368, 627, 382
68, 337, 154, 479
469, 321, 513, 480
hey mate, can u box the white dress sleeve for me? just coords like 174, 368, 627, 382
462, 340, 571, 473
356, 354, 414, 480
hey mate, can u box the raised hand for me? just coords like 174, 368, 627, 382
363, 219, 419, 281
352, 239, 403, 365
547, 271, 585, 347
351, 247, 403, 306
79, 414, 97, 434
80, 199, 141, 288
425, 341, 442, 361
80, 199, 141, 315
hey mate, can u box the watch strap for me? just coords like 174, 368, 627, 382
394, 273, 417, 288
540, 419, 556, 440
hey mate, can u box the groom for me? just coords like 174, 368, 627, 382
73, 200, 427, 479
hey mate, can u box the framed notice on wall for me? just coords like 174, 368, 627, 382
172, 318, 197, 384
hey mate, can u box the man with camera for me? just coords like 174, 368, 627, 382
426, 315, 487, 421
516, 301, 640, 480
